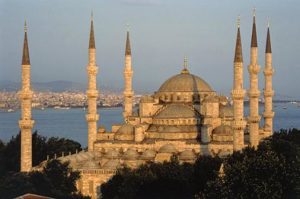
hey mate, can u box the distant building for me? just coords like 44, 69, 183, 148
19, 11, 275, 199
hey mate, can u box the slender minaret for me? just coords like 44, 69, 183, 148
19, 21, 34, 172
123, 30, 134, 121
247, 10, 261, 148
86, 13, 99, 151
231, 17, 246, 151
263, 23, 274, 135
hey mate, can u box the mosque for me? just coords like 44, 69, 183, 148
18, 12, 274, 198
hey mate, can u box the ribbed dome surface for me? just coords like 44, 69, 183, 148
158, 72, 213, 93
155, 104, 199, 119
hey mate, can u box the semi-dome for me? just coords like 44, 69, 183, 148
212, 125, 233, 135
155, 104, 200, 119
140, 149, 157, 160
104, 149, 119, 159
82, 160, 100, 169
158, 71, 213, 93
123, 149, 139, 160
179, 150, 196, 160
115, 124, 135, 141
102, 159, 120, 170
159, 144, 177, 153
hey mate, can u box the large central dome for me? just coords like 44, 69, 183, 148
158, 69, 213, 93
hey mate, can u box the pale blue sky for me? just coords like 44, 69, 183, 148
0, 0, 300, 98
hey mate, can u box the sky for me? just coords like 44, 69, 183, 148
0, 0, 300, 99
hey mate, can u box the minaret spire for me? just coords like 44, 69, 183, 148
89, 12, 95, 49
19, 21, 34, 172
125, 31, 131, 56
234, 16, 243, 63
86, 13, 99, 151
231, 16, 246, 151
266, 24, 272, 53
251, 8, 258, 47
123, 28, 134, 121
22, 21, 30, 65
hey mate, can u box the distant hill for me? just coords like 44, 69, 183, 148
0, 80, 86, 92
0, 80, 145, 94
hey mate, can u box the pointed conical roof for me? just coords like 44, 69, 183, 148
22, 21, 30, 65
125, 31, 131, 56
265, 27, 272, 53
234, 26, 243, 63
251, 15, 258, 47
89, 16, 95, 49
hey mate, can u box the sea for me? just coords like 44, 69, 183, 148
0, 103, 299, 147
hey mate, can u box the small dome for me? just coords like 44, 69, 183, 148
159, 144, 177, 153
140, 149, 157, 160
155, 104, 200, 119
158, 72, 213, 93
115, 124, 135, 141
123, 149, 139, 160
116, 124, 134, 134
104, 149, 119, 159
82, 160, 100, 169
219, 105, 234, 118
212, 125, 233, 135
179, 150, 196, 160
102, 159, 121, 170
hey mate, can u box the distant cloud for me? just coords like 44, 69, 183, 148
120, 0, 163, 6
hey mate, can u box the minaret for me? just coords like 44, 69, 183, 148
247, 10, 261, 148
123, 30, 134, 121
263, 23, 274, 135
86, 13, 99, 151
19, 21, 34, 172
231, 17, 246, 151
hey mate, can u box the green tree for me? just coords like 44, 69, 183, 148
101, 156, 222, 199
0, 159, 90, 199
0, 131, 82, 175
203, 129, 300, 199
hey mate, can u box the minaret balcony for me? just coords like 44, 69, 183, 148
18, 90, 33, 99
248, 90, 260, 98
247, 115, 261, 123
86, 114, 99, 122
123, 70, 133, 76
232, 120, 247, 130
264, 68, 274, 76
124, 90, 134, 96
248, 64, 260, 74
263, 111, 274, 118
87, 66, 98, 75
231, 89, 245, 99
264, 90, 274, 97
19, 119, 34, 129
87, 90, 98, 98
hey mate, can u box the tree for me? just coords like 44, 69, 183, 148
0, 131, 82, 176
0, 159, 90, 199
203, 129, 300, 199
101, 156, 222, 199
